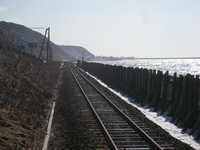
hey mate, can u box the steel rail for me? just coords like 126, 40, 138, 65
69, 65, 118, 150
71, 64, 163, 150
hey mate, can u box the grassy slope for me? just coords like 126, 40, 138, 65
0, 48, 60, 149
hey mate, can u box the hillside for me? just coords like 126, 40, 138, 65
0, 47, 61, 149
0, 21, 95, 61
59, 45, 95, 61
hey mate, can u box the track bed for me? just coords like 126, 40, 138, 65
48, 63, 194, 150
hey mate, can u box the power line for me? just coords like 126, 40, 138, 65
29, 27, 45, 29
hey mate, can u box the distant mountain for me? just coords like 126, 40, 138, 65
0, 21, 95, 61
59, 45, 95, 61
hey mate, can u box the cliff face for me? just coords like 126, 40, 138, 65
0, 21, 95, 61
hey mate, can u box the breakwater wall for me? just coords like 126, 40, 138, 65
81, 62, 200, 140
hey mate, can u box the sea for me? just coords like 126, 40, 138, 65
91, 58, 200, 76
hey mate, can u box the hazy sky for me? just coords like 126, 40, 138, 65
0, 0, 200, 58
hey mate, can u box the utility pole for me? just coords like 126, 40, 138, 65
39, 27, 52, 62
82, 49, 84, 62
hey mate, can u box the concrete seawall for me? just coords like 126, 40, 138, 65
81, 62, 200, 140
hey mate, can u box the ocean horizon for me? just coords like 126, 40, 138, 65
91, 57, 200, 76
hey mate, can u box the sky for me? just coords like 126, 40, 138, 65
0, 0, 200, 58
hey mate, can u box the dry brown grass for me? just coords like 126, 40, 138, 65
0, 48, 60, 149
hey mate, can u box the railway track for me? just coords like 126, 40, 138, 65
69, 64, 176, 150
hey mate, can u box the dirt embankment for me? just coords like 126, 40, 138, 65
0, 48, 60, 149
